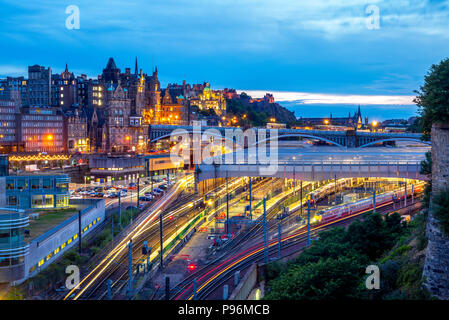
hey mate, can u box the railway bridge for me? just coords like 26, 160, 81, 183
148, 124, 427, 148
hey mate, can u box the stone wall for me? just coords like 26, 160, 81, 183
423, 123, 449, 299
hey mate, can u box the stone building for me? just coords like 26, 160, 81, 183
188, 81, 227, 116
66, 106, 88, 153
51, 64, 76, 108
27, 65, 52, 107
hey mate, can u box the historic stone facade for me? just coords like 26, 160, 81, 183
423, 123, 449, 300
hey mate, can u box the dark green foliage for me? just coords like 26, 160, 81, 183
420, 151, 432, 176
226, 98, 269, 127
265, 212, 407, 300
345, 213, 404, 261
265, 257, 364, 300
295, 227, 367, 266
414, 58, 449, 140
406, 117, 422, 133
432, 189, 449, 236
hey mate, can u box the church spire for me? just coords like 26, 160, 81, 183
134, 57, 138, 75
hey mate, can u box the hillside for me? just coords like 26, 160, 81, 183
226, 92, 297, 126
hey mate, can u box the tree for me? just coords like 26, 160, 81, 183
265, 257, 364, 300
414, 58, 449, 140
420, 151, 432, 176
432, 189, 449, 236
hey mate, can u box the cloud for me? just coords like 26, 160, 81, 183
0, 65, 27, 76
240, 90, 415, 105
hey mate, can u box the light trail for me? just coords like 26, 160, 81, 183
179, 198, 402, 300
64, 175, 193, 300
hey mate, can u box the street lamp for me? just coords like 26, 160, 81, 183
371, 121, 379, 132
324, 119, 329, 125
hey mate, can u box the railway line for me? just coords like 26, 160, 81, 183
172, 193, 422, 300
64, 176, 271, 300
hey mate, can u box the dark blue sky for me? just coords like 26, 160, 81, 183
1, 0, 448, 105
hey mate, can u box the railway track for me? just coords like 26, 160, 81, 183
67, 177, 268, 300
172, 195, 422, 300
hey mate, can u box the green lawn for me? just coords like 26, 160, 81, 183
28, 207, 79, 241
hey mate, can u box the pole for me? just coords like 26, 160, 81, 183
165, 276, 170, 300
300, 180, 303, 216
118, 192, 122, 230
128, 240, 133, 299
137, 177, 140, 209
307, 200, 311, 246
373, 189, 376, 213
226, 171, 229, 234
111, 210, 114, 238
412, 184, 414, 204
404, 181, 407, 207
263, 197, 268, 264
334, 174, 337, 205
159, 212, 164, 269
249, 176, 252, 219
223, 284, 229, 300
234, 271, 240, 286
293, 166, 296, 196
78, 210, 82, 254
151, 162, 153, 194
193, 278, 197, 300
278, 222, 281, 259
107, 279, 112, 300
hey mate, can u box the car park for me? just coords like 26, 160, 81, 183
139, 195, 153, 201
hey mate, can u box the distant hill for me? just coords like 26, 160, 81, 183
226, 92, 297, 126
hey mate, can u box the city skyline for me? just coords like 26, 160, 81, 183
1, 0, 448, 101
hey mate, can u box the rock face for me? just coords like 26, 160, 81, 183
423, 123, 449, 299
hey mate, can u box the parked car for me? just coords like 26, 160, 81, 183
139, 195, 153, 202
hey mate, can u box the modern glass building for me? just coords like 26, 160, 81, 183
5, 175, 70, 209
0, 208, 29, 283
0, 155, 8, 177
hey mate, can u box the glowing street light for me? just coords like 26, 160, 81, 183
324, 119, 330, 125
